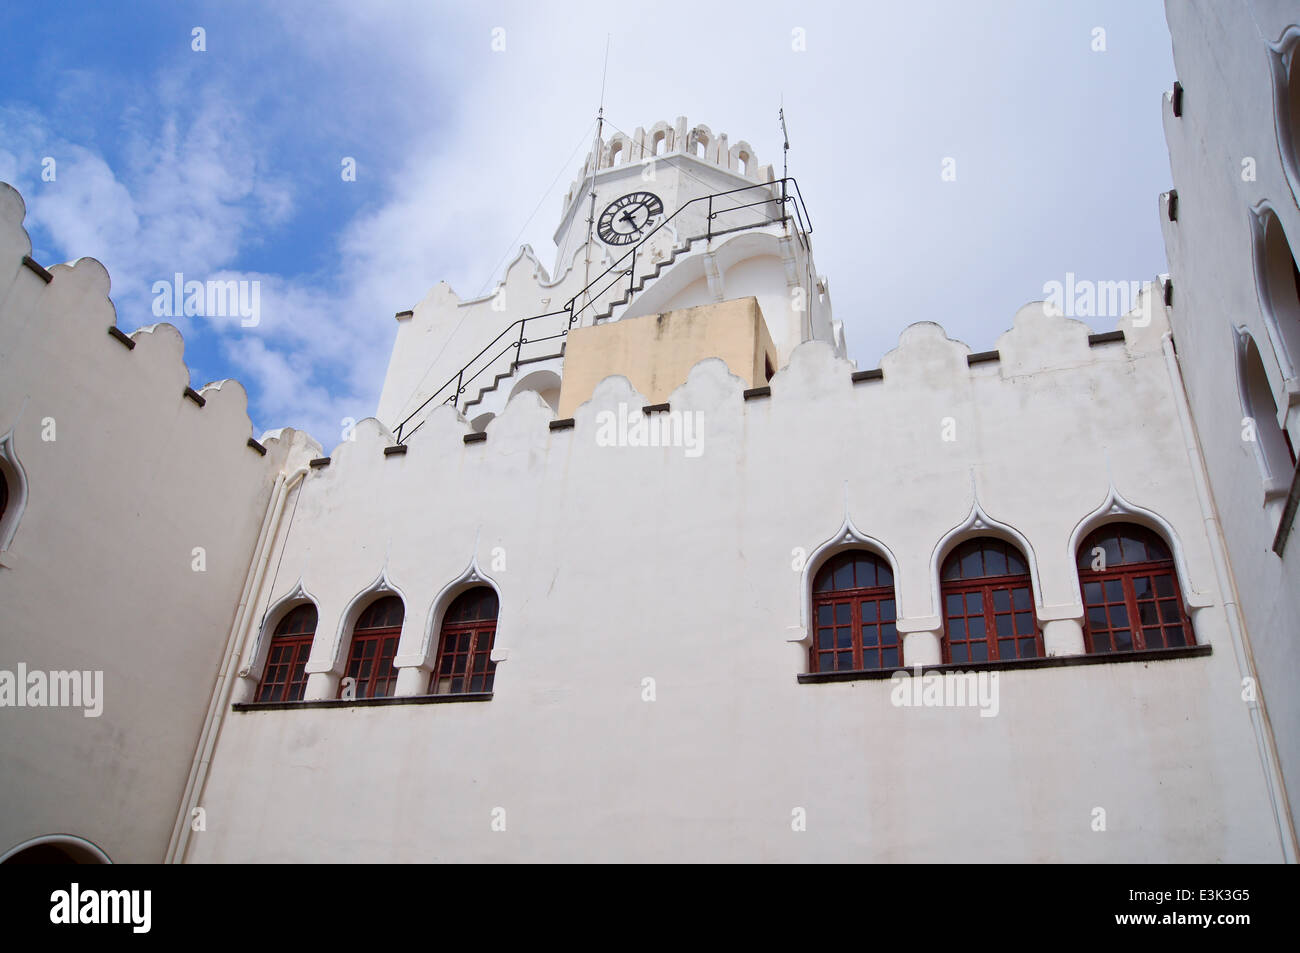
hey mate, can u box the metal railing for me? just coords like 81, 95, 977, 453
394, 177, 812, 444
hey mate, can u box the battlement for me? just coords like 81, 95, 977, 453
562, 116, 776, 214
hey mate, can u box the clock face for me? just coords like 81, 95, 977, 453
597, 191, 664, 246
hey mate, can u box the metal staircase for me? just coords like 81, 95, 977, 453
393, 177, 812, 444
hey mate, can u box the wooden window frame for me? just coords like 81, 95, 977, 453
1077, 526, 1194, 654
255, 605, 317, 703
939, 539, 1041, 663
941, 572, 1042, 664
809, 552, 899, 673
339, 598, 404, 700
1080, 559, 1193, 653
431, 588, 499, 695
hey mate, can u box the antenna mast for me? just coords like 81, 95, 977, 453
778, 103, 791, 237
582, 37, 612, 321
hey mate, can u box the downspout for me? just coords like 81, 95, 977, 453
164, 464, 307, 863
1162, 332, 1298, 862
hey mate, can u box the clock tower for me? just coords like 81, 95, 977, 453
379, 115, 841, 438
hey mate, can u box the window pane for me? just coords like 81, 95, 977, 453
833, 561, 853, 590
836, 651, 853, 669
1014, 612, 1034, 634
946, 593, 964, 616
1155, 575, 1175, 597
965, 592, 983, 613
880, 647, 899, 668
1113, 629, 1133, 651
1013, 587, 1031, 610
854, 555, 874, 588
882, 622, 898, 646
968, 616, 986, 638
970, 641, 988, 662
861, 625, 879, 647
861, 601, 877, 623
950, 618, 966, 639
836, 628, 852, 649
984, 547, 1007, 576
835, 603, 850, 624
1018, 638, 1038, 658
818, 628, 833, 649
881, 599, 896, 621
950, 643, 968, 663
993, 589, 1011, 612
996, 614, 1012, 637
1084, 581, 1103, 604
961, 547, 983, 578
817, 604, 832, 625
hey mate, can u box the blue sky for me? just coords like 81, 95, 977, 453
0, 1, 1177, 443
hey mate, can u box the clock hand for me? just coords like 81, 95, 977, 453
620, 210, 638, 228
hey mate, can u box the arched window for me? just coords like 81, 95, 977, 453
1239, 329, 1296, 492
0, 432, 26, 552
810, 551, 898, 672
432, 587, 499, 694
255, 604, 317, 703
940, 538, 1040, 663
1077, 524, 1193, 653
340, 596, 404, 699
1254, 207, 1300, 372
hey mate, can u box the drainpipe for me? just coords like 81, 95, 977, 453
164, 465, 308, 863
1162, 332, 1298, 862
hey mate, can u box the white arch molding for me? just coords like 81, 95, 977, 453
927, 489, 1045, 620
1247, 201, 1300, 382
414, 550, 505, 670
328, 565, 410, 671
1268, 25, 1300, 212
796, 509, 901, 646
238, 577, 321, 682
1234, 325, 1294, 505
1066, 482, 1211, 622
0, 427, 30, 554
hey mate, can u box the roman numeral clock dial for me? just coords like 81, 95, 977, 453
596, 191, 664, 246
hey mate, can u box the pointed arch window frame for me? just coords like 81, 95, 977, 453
797, 513, 903, 672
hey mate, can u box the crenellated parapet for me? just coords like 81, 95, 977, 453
562, 116, 776, 214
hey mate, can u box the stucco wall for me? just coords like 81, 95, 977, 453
1160, 0, 1300, 833
188, 291, 1285, 862
0, 183, 292, 862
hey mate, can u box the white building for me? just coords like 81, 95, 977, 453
0, 2, 1296, 863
